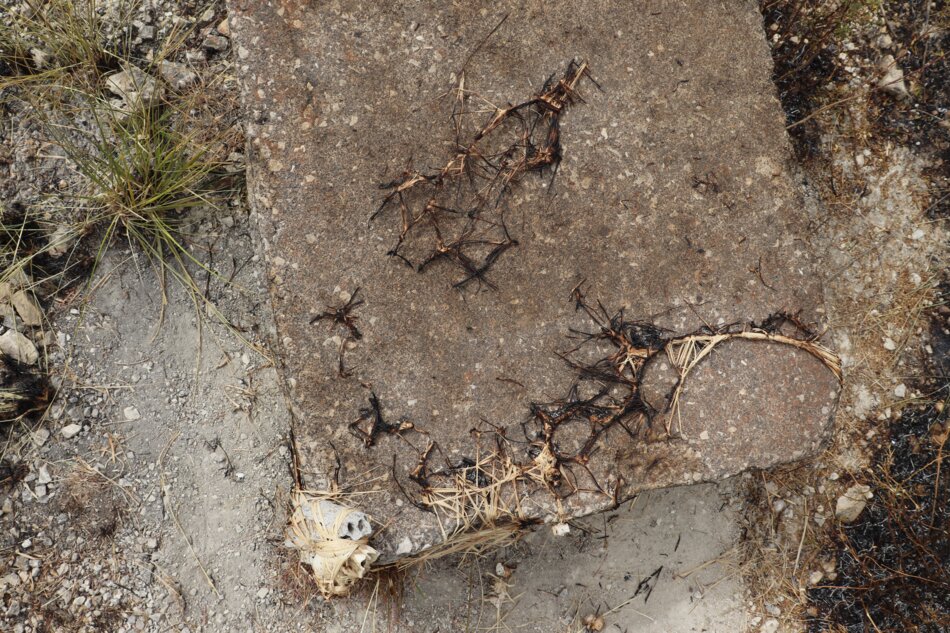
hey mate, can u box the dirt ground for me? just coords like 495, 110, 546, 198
0, 1, 947, 632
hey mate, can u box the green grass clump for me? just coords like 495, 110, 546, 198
0, 0, 239, 325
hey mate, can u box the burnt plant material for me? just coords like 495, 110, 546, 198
310, 287, 364, 377
349, 392, 415, 448
372, 60, 595, 289
0, 356, 50, 422
807, 396, 949, 633
870, 1, 950, 220
759, 0, 854, 160
378, 287, 840, 539
760, 1, 950, 217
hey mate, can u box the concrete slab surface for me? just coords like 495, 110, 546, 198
230, 0, 840, 562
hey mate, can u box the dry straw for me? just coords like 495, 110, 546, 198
285, 490, 379, 597
663, 331, 843, 435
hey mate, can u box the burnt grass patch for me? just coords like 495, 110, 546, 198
760, 0, 949, 218
806, 391, 949, 633
757, 3, 949, 630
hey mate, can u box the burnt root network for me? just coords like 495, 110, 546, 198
371, 60, 596, 290
350, 286, 842, 550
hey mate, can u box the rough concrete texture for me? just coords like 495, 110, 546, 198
229, 0, 840, 560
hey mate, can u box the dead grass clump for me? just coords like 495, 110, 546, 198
0, 0, 134, 79
0, 1, 242, 332
372, 60, 596, 290
396, 449, 536, 569
285, 490, 379, 597
57, 459, 127, 539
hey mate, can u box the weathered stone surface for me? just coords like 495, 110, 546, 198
230, 0, 840, 561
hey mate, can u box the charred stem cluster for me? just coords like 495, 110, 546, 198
309, 287, 364, 377
352, 287, 837, 522
372, 60, 595, 290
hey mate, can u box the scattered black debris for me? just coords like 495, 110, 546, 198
633, 566, 663, 603
760, 0, 949, 217
0, 457, 28, 489
0, 356, 49, 422
372, 60, 596, 290
388, 286, 836, 515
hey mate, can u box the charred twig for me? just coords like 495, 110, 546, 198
309, 287, 364, 339
310, 288, 365, 376
349, 392, 414, 448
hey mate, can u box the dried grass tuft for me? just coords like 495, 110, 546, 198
285, 490, 379, 598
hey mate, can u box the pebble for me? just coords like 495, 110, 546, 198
0, 330, 39, 365
36, 465, 52, 485
894, 383, 907, 398
61, 423, 82, 439
31, 428, 50, 447
760, 619, 779, 633
552, 522, 571, 536
124, 406, 141, 421
158, 60, 198, 90
203, 34, 230, 52
882, 337, 897, 351
105, 65, 163, 109
11, 290, 43, 326
877, 54, 909, 99
835, 484, 873, 523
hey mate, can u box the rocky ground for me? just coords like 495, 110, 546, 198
0, 1, 946, 632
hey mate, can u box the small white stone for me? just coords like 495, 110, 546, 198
123, 406, 141, 421
894, 384, 907, 398
552, 522, 571, 536
60, 423, 82, 439
808, 570, 824, 585
36, 465, 52, 485
31, 428, 50, 447
836, 484, 872, 523
883, 337, 897, 351
0, 330, 39, 365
